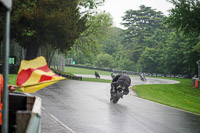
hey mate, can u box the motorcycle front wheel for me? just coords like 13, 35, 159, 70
110, 91, 120, 104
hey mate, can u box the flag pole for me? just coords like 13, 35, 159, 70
18, 78, 66, 88
2, 8, 11, 133
0, 0, 12, 132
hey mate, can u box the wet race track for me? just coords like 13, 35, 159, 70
34, 75, 200, 133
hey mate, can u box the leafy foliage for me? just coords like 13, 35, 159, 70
79, 0, 105, 13
165, 0, 200, 35
100, 27, 122, 56
68, 12, 112, 65
68, 3, 199, 77
9, 0, 88, 60
94, 53, 113, 68
138, 47, 158, 73
121, 5, 166, 65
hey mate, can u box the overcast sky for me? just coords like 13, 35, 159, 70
98, 0, 174, 29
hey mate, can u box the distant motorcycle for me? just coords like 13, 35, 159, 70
110, 85, 125, 104
140, 73, 147, 82
95, 71, 100, 78
111, 72, 115, 79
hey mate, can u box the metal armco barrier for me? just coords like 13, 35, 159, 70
53, 70, 82, 80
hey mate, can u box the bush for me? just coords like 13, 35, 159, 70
94, 53, 113, 68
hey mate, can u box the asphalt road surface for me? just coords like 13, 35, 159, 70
35, 76, 200, 133
74, 74, 180, 85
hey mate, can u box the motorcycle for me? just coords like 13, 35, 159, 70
111, 72, 115, 79
140, 73, 147, 82
110, 85, 125, 104
95, 71, 100, 78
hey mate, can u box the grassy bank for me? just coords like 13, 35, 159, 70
65, 66, 112, 83
83, 77, 111, 83
134, 78, 200, 114
65, 66, 111, 75
9, 74, 17, 85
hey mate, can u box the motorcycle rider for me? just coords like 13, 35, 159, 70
94, 71, 100, 78
110, 73, 131, 97
111, 72, 115, 79
140, 73, 146, 82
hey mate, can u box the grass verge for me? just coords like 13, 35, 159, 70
83, 77, 111, 83
53, 67, 111, 83
9, 74, 17, 85
8, 74, 22, 92
65, 66, 111, 75
134, 78, 200, 114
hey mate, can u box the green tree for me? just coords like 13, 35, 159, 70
165, 0, 200, 75
97, 27, 129, 69
94, 53, 113, 68
68, 12, 112, 64
138, 47, 158, 73
165, 0, 200, 36
162, 32, 199, 76
100, 27, 123, 55
122, 5, 165, 43
118, 57, 136, 71
121, 5, 166, 70
137, 28, 169, 73
9, 0, 87, 60
79, 0, 105, 13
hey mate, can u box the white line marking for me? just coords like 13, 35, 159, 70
42, 107, 76, 133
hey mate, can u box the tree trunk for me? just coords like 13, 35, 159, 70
48, 49, 56, 67
25, 44, 39, 60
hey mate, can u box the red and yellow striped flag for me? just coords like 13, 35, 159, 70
17, 56, 66, 93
